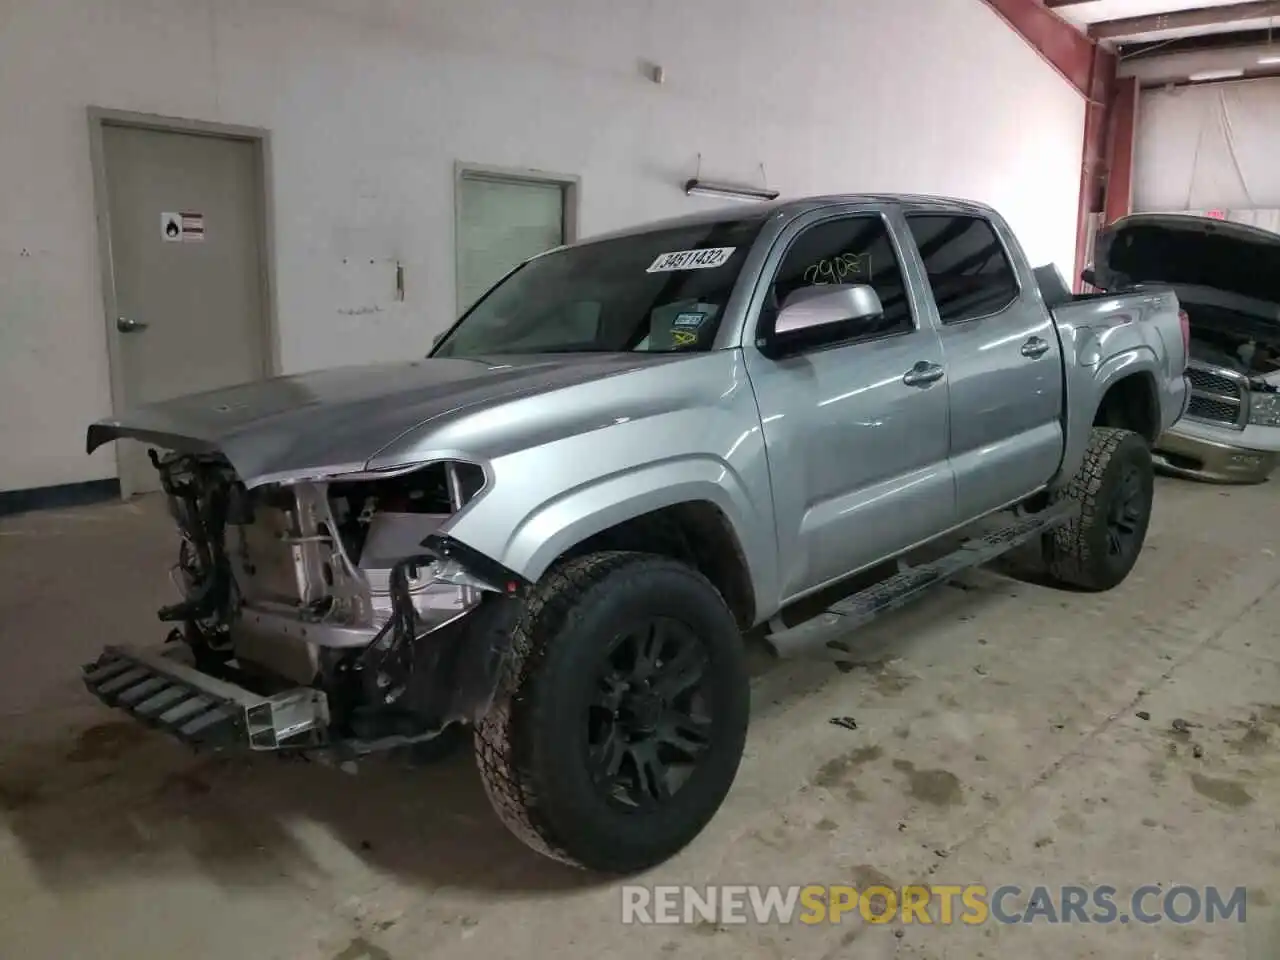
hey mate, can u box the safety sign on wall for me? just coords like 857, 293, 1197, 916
162, 211, 205, 242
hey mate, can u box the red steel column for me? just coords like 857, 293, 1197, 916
1072, 46, 1117, 291
980, 0, 1095, 96
979, 0, 1118, 290
1103, 76, 1140, 225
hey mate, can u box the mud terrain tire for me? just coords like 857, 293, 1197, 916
474, 551, 749, 873
1045, 427, 1154, 591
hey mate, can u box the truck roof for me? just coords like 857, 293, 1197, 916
580, 193, 1000, 246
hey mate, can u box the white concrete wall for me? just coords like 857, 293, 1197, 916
0, 0, 1086, 492
1135, 79, 1280, 213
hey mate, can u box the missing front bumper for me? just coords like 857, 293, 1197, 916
82, 534, 527, 756
82, 645, 330, 750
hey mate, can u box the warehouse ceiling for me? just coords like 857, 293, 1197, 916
1046, 0, 1280, 84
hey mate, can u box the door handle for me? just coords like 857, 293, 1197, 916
1020, 336, 1049, 359
116, 316, 149, 333
902, 361, 945, 388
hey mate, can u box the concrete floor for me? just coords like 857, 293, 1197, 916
2, 478, 1279, 959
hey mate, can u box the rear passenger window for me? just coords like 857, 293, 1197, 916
764, 215, 913, 342
906, 215, 1019, 324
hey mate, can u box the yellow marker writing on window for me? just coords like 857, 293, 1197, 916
804, 253, 872, 285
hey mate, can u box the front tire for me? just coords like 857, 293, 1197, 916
403, 723, 469, 765
474, 551, 749, 873
1044, 427, 1154, 591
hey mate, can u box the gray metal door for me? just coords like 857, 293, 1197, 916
100, 124, 268, 495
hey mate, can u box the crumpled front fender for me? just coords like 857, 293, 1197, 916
443, 454, 776, 620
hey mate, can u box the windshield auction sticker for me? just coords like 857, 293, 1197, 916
646, 247, 736, 272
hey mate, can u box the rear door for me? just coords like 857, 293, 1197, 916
902, 212, 1064, 520
743, 207, 955, 602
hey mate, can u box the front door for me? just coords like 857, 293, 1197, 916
902, 213, 1064, 520
99, 123, 269, 495
743, 211, 955, 603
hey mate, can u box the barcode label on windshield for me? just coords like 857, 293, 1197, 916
646, 247, 736, 273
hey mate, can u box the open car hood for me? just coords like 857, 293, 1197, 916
86, 354, 668, 487
1092, 214, 1280, 306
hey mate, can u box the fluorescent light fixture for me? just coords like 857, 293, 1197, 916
1259, 55, 1280, 65
1187, 68, 1244, 81
684, 178, 780, 203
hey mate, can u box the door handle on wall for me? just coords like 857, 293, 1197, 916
1021, 337, 1049, 359
116, 316, 149, 333
902, 361, 945, 387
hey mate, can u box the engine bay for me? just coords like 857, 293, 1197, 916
149, 450, 511, 745
1185, 302, 1280, 390
1190, 328, 1280, 378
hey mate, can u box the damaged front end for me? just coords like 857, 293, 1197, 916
82, 451, 526, 758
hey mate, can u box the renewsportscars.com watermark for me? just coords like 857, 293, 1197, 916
621, 884, 1250, 926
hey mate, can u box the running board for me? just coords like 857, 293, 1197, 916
766, 501, 1077, 659
82, 645, 330, 751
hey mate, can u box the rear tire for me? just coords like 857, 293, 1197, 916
473, 551, 749, 873
1044, 427, 1154, 591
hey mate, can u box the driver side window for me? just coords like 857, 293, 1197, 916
763, 215, 914, 344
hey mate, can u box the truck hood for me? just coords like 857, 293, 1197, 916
87, 354, 679, 487
1093, 214, 1280, 306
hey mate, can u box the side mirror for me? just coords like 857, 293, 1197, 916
761, 284, 884, 358
1080, 267, 1098, 288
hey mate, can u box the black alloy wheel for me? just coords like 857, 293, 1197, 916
1105, 460, 1146, 561
587, 618, 712, 808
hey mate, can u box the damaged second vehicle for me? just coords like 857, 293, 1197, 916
85, 194, 1187, 873
1091, 214, 1280, 483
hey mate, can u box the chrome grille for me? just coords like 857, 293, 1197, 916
1188, 396, 1242, 423
1188, 367, 1243, 396
1184, 360, 1248, 430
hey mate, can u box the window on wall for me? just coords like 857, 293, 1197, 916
456, 172, 572, 314
905, 215, 1019, 324
763, 215, 914, 342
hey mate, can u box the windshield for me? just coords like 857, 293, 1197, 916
432, 217, 766, 357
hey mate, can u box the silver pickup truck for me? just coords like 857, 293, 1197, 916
84, 194, 1188, 873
